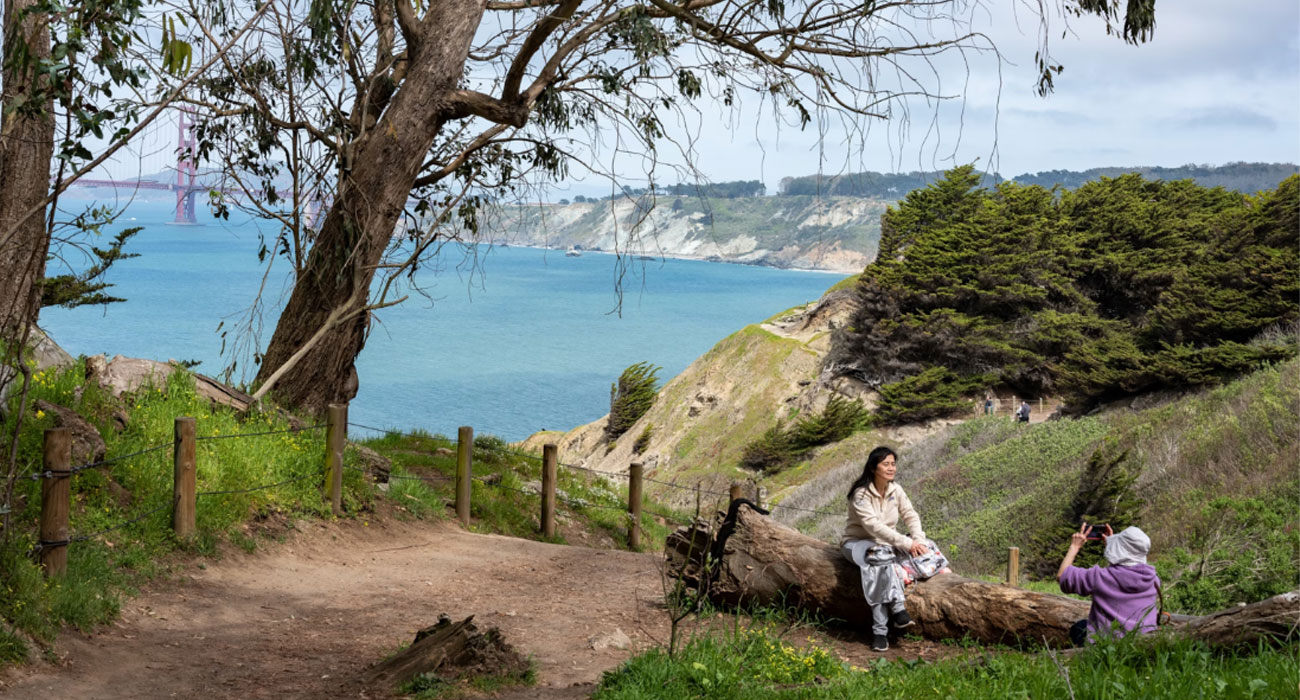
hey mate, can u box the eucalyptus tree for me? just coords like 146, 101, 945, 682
182, 0, 1158, 413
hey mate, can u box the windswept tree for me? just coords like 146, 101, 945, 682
180, 0, 1160, 413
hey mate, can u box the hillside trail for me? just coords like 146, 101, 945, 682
0, 515, 951, 700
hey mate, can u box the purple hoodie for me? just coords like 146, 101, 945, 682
1059, 563, 1161, 640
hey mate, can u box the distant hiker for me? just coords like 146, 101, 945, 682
1017, 400, 1031, 423
841, 446, 931, 652
984, 395, 994, 415
1057, 523, 1161, 646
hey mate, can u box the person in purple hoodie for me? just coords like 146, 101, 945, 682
1057, 522, 1161, 646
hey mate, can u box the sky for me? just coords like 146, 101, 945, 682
95, 0, 1299, 196
554, 0, 1300, 196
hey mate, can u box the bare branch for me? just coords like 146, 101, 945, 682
501, 0, 584, 99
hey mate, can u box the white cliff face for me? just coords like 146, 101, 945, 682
488, 195, 887, 272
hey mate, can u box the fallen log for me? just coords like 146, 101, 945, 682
666, 502, 1299, 649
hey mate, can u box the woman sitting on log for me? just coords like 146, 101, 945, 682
840, 446, 929, 652
1057, 522, 1161, 645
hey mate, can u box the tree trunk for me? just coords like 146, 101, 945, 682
666, 502, 1300, 649
0, 0, 55, 343
253, 0, 489, 413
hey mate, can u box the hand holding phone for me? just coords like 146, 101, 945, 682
1086, 524, 1110, 540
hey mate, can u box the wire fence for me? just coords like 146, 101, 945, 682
22, 409, 835, 570
194, 424, 326, 441
347, 421, 841, 521
21, 420, 331, 564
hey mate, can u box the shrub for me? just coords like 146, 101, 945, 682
740, 396, 870, 474
606, 362, 661, 440
633, 424, 653, 454
1026, 439, 1146, 577
1157, 486, 1300, 613
739, 424, 799, 473
832, 170, 1300, 416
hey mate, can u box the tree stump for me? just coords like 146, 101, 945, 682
667, 502, 1299, 649
362, 615, 529, 690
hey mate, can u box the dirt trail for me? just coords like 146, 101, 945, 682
0, 518, 672, 699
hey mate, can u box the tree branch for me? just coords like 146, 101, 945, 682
501, 0, 584, 99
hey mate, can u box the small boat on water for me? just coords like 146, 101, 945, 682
565, 248, 582, 257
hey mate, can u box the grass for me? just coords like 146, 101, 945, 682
592, 623, 1297, 700
399, 663, 537, 699
0, 359, 372, 663
358, 430, 684, 550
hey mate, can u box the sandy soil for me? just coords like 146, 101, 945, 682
0, 516, 956, 699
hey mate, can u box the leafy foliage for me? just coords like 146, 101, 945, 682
40, 225, 140, 309
833, 169, 1300, 422
606, 362, 661, 441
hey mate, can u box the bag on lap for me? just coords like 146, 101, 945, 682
898, 538, 951, 580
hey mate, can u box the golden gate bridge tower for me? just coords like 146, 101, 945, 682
175, 107, 199, 224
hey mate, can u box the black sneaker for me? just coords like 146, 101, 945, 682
890, 610, 915, 629
871, 633, 889, 652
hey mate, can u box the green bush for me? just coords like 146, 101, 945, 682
1026, 440, 1146, 577
606, 362, 661, 440
632, 424, 653, 454
740, 396, 870, 474
739, 423, 800, 473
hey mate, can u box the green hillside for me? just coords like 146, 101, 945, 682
776, 358, 1299, 614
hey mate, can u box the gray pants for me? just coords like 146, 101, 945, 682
842, 540, 907, 636
871, 599, 908, 637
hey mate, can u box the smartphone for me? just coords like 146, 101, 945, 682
1086, 524, 1108, 540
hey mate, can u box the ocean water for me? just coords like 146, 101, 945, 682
41, 198, 847, 441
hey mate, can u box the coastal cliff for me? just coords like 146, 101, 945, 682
488, 195, 886, 272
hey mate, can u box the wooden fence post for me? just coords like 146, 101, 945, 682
540, 444, 557, 538
325, 403, 347, 516
39, 428, 71, 576
1007, 546, 1020, 587
173, 417, 196, 539
456, 426, 473, 526
628, 461, 644, 550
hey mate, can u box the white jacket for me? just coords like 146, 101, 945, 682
841, 482, 925, 550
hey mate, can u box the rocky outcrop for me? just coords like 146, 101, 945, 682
0, 327, 78, 419
85, 354, 255, 411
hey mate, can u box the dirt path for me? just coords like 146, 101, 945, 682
0, 517, 671, 699
0, 516, 959, 699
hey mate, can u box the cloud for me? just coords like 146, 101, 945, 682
1177, 108, 1279, 131
1003, 108, 1091, 128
